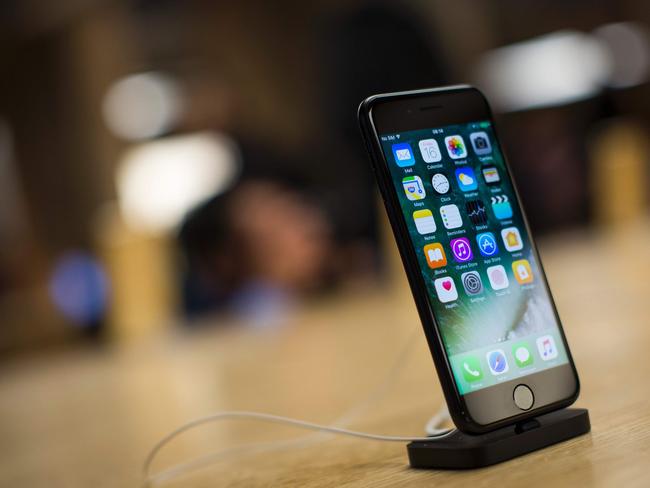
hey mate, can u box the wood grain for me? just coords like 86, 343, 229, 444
1, 222, 649, 487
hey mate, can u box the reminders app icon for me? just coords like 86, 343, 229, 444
392, 143, 415, 167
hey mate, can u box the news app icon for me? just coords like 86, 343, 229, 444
392, 143, 415, 167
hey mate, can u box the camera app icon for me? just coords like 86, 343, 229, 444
470, 131, 492, 155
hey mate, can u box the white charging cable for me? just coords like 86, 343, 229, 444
142, 330, 453, 486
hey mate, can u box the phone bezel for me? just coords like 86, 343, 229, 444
358, 86, 580, 433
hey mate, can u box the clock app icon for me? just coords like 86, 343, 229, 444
431, 173, 450, 194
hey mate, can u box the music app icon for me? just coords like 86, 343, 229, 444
536, 335, 558, 361
450, 237, 473, 263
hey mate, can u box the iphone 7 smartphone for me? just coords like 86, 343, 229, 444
358, 86, 580, 433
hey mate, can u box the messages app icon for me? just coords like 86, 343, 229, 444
392, 143, 415, 167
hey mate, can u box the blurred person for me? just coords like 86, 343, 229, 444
178, 173, 333, 324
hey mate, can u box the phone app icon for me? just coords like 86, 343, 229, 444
537, 335, 558, 361
470, 131, 492, 155
491, 195, 513, 219
486, 349, 509, 375
413, 209, 436, 234
439, 204, 463, 229
431, 173, 450, 194
512, 342, 534, 367
487, 265, 509, 290
476, 232, 499, 257
501, 227, 523, 252
450, 237, 473, 263
461, 271, 483, 295
455, 167, 478, 192
418, 139, 442, 163
445, 135, 467, 159
461, 356, 483, 382
434, 276, 458, 303
392, 143, 415, 167
402, 176, 426, 201
482, 166, 500, 184
465, 199, 488, 225
512, 259, 534, 284
423, 243, 447, 269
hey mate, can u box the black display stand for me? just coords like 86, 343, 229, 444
407, 408, 590, 469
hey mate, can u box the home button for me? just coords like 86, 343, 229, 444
513, 384, 534, 410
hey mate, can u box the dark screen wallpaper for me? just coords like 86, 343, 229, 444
379, 121, 568, 394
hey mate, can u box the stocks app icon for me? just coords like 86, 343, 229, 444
465, 200, 487, 225
461, 271, 483, 295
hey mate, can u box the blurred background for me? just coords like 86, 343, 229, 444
0, 0, 649, 356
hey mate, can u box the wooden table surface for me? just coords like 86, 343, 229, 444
2, 222, 649, 487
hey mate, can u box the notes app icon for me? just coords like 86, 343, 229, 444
423, 243, 447, 269
413, 209, 436, 234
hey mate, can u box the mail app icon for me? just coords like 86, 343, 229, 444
392, 143, 415, 167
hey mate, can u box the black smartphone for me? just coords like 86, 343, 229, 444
358, 86, 580, 433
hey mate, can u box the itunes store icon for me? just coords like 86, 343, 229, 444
487, 265, 509, 290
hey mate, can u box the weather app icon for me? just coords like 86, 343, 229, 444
455, 167, 478, 192
476, 232, 499, 257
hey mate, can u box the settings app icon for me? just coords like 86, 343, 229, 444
461, 271, 484, 296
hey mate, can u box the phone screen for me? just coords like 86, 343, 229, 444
379, 120, 569, 395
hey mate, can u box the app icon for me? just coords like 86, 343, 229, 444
512, 259, 534, 284
487, 265, 509, 290
444, 135, 467, 159
536, 335, 558, 361
461, 271, 483, 295
512, 342, 534, 367
465, 199, 488, 225
470, 131, 492, 155
501, 227, 523, 252
460, 356, 483, 382
476, 232, 499, 257
491, 195, 513, 219
418, 139, 442, 163
450, 237, 474, 263
402, 176, 426, 201
423, 243, 447, 269
413, 209, 436, 234
439, 204, 463, 229
392, 143, 415, 167
486, 349, 509, 375
431, 173, 450, 194
455, 167, 478, 192
482, 166, 500, 184
434, 276, 458, 303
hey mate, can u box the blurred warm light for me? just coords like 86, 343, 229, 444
102, 71, 183, 140
476, 30, 611, 111
48, 252, 110, 326
116, 131, 239, 234
594, 22, 650, 89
